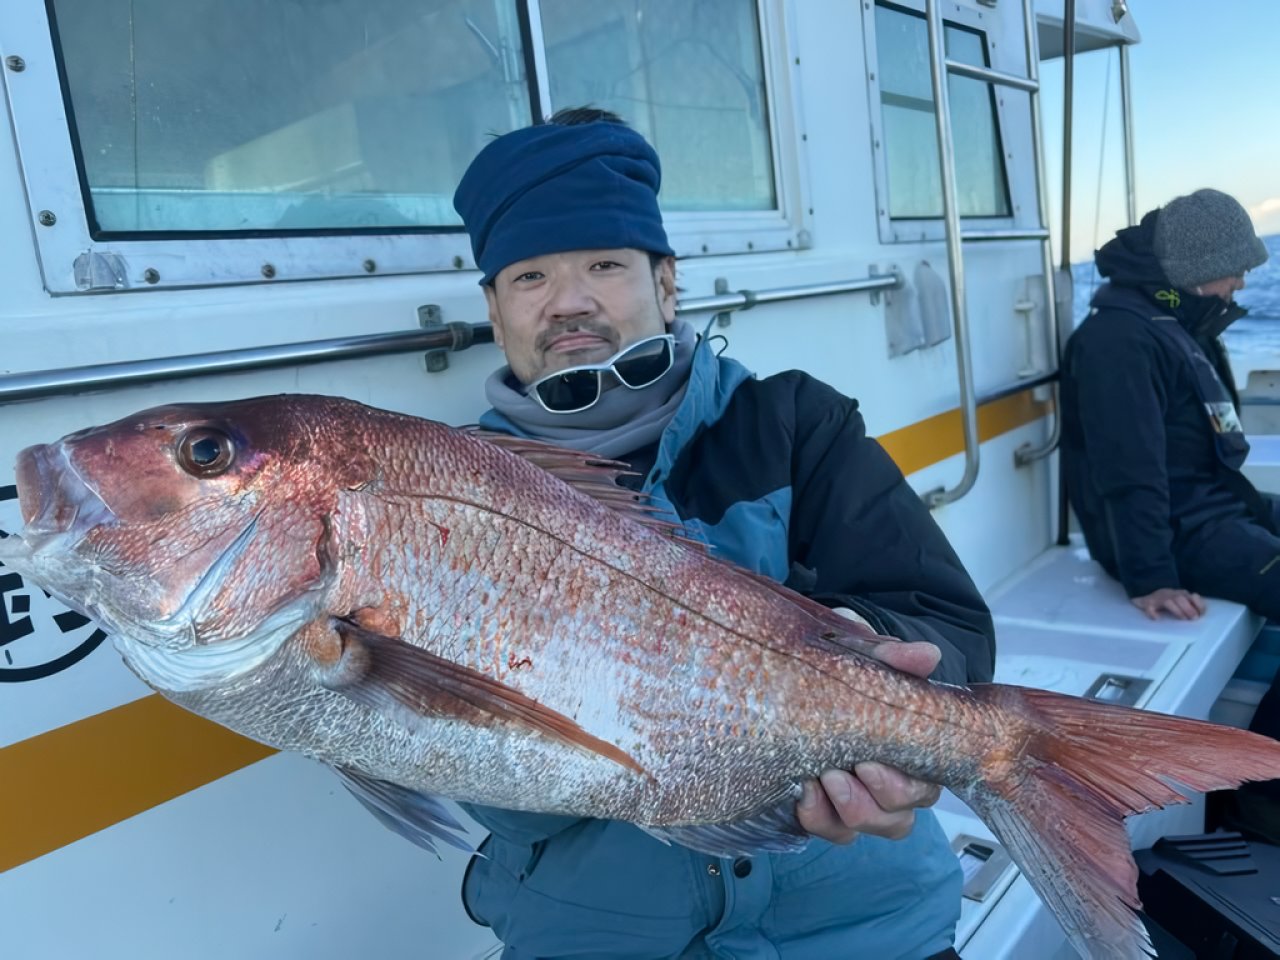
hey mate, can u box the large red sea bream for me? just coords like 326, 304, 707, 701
2, 394, 1277, 960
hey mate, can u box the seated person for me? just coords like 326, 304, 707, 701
1061, 187, 1279, 833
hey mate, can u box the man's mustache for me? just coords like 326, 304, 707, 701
535, 324, 617, 351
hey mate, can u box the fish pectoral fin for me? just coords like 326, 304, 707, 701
322, 618, 646, 777
331, 765, 472, 857
642, 784, 810, 857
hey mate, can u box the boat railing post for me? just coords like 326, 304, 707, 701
921, 0, 981, 510
1013, 0, 1068, 469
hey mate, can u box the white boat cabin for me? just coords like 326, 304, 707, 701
0, 2, 1272, 957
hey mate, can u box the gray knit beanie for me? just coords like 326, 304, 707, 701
1153, 188, 1269, 290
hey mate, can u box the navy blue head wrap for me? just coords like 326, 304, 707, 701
453, 121, 675, 285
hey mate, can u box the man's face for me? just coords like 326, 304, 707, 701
1197, 274, 1247, 303
484, 248, 677, 385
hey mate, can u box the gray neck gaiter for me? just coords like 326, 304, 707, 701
484, 319, 697, 459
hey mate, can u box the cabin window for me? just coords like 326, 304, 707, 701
13, 0, 801, 289
50, 0, 533, 234
33, 0, 795, 276
539, 1, 776, 213
872, 2, 1011, 219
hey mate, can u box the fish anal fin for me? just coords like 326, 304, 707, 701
644, 784, 810, 857
319, 618, 647, 778
332, 765, 472, 857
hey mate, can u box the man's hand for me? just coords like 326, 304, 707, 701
1130, 587, 1206, 621
796, 629, 943, 844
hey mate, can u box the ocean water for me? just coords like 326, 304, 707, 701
1070, 232, 1280, 358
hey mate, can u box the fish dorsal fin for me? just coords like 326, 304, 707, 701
467, 428, 637, 486
467, 428, 710, 553
711, 562, 910, 660
740, 572, 893, 649
469, 430, 897, 658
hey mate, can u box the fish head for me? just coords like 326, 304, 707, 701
0, 397, 368, 661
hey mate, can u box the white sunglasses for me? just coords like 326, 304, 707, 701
528, 334, 676, 414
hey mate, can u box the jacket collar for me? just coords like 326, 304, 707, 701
1092, 282, 1246, 342
645, 322, 753, 490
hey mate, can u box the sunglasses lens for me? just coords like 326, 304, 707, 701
529, 336, 674, 413
534, 369, 602, 413
613, 337, 674, 388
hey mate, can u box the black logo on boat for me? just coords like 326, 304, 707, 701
0, 483, 107, 682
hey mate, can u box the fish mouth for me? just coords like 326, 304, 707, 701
10, 442, 116, 553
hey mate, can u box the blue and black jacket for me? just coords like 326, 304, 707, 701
462, 336, 995, 960
1061, 211, 1273, 598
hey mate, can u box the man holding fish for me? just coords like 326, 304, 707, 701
17, 105, 1277, 960
450, 106, 996, 960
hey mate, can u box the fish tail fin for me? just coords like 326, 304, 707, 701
963, 684, 1280, 960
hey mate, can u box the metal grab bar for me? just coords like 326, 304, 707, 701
921, 0, 980, 509
944, 59, 1039, 93
921, 0, 1064, 507
0, 324, 493, 404
1012, 0, 1067, 469
960, 228, 1051, 243
0, 273, 900, 405
676, 274, 901, 315
1119, 43, 1138, 228
980, 370, 1057, 407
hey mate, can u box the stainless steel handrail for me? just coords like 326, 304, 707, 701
0, 274, 901, 405
921, 0, 981, 509
960, 228, 1051, 242
1013, 0, 1065, 469
922, 0, 1064, 506
0, 323, 494, 404
1119, 43, 1138, 227
944, 59, 1039, 93
1059, 0, 1077, 279
980, 370, 1057, 407
1051, 0, 1078, 546
677, 274, 901, 315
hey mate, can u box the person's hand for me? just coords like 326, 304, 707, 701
830, 606, 943, 677
1130, 587, 1206, 621
796, 628, 943, 844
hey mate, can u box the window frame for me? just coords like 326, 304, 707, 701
862, 0, 1019, 245
3, 0, 810, 295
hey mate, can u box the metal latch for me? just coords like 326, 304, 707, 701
72, 251, 129, 291
951, 834, 1014, 903
1084, 673, 1151, 707
418, 304, 449, 372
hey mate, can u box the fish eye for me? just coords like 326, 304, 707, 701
176, 428, 235, 477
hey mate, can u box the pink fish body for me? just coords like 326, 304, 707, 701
4, 393, 1280, 960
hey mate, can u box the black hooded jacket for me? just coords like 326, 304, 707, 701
1060, 211, 1272, 597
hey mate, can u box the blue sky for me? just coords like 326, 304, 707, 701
1039, 0, 1280, 263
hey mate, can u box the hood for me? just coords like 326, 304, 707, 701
1093, 210, 1246, 341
